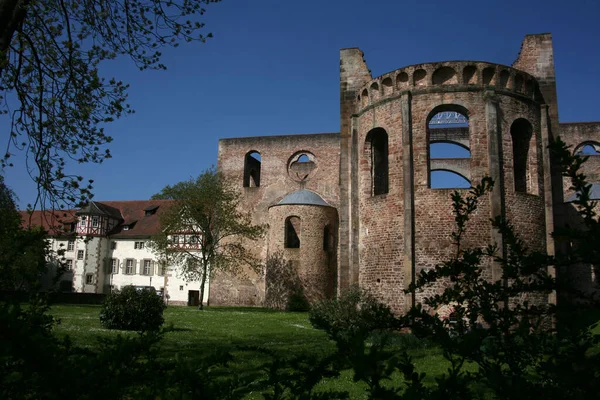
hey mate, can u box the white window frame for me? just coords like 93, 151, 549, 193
92, 216, 99, 227
110, 259, 118, 274
125, 259, 134, 275
134, 241, 145, 250
85, 273, 94, 285
67, 240, 75, 251
65, 259, 73, 270
77, 250, 84, 260
143, 259, 151, 275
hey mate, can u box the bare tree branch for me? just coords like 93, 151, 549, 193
0, 0, 220, 212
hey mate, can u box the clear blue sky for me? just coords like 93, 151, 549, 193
3, 0, 600, 208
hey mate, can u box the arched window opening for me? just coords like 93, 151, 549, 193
430, 143, 470, 159
428, 108, 470, 189
297, 154, 310, 162
243, 151, 261, 187
575, 142, 600, 155
366, 128, 389, 195
323, 225, 330, 251
285, 216, 301, 249
430, 171, 471, 189
510, 119, 533, 193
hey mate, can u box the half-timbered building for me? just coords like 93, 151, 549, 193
22, 200, 208, 306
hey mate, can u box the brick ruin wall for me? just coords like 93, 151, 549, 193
558, 122, 600, 300
213, 133, 341, 305
212, 34, 598, 310
267, 204, 338, 303
352, 60, 547, 313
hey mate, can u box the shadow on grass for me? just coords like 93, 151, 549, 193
202, 306, 280, 313
51, 303, 103, 309
162, 325, 192, 333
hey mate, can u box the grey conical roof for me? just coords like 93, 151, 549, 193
566, 183, 600, 202
276, 190, 330, 207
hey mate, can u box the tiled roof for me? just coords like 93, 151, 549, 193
273, 190, 331, 207
101, 200, 172, 238
76, 201, 123, 219
21, 200, 173, 238
20, 209, 78, 236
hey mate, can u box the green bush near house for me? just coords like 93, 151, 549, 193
100, 285, 166, 331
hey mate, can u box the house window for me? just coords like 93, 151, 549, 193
123, 225, 130, 231
284, 216, 301, 248
111, 241, 117, 250
110, 259, 118, 274
180, 285, 184, 291
134, 241, 145, 250
172, 235, 179, 245
77, 250, 84, 260
92, 216, 99, 227
79, 216, 87, 227
144, 205, 159, 216
243, 151, 262, 187
125, 259, 135, 275
65, 259, 73, 271
85, 273, 94, 285
143, 260, 152, 275
67, 240, 75, 251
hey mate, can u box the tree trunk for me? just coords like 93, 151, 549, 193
198, 265, 208, 310
0, 0, 29, 59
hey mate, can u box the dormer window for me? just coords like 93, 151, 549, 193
121, 220, 136, 231
144, 205, 159, 216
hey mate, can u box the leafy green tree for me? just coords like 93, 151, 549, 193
0, 175, 48, 290
150, 168, 265, 310
0, 0, 220, 209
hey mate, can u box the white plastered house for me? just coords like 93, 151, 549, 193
22, 200, 208, 306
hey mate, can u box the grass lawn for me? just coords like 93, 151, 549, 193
50, 304, 449, 397
49, 304, 600, 398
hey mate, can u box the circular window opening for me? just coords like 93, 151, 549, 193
288, 151, 317, 182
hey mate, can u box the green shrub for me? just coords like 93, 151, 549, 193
309, 286, 398, 354
100, 286, 166, 331
286, 288, 310, 312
